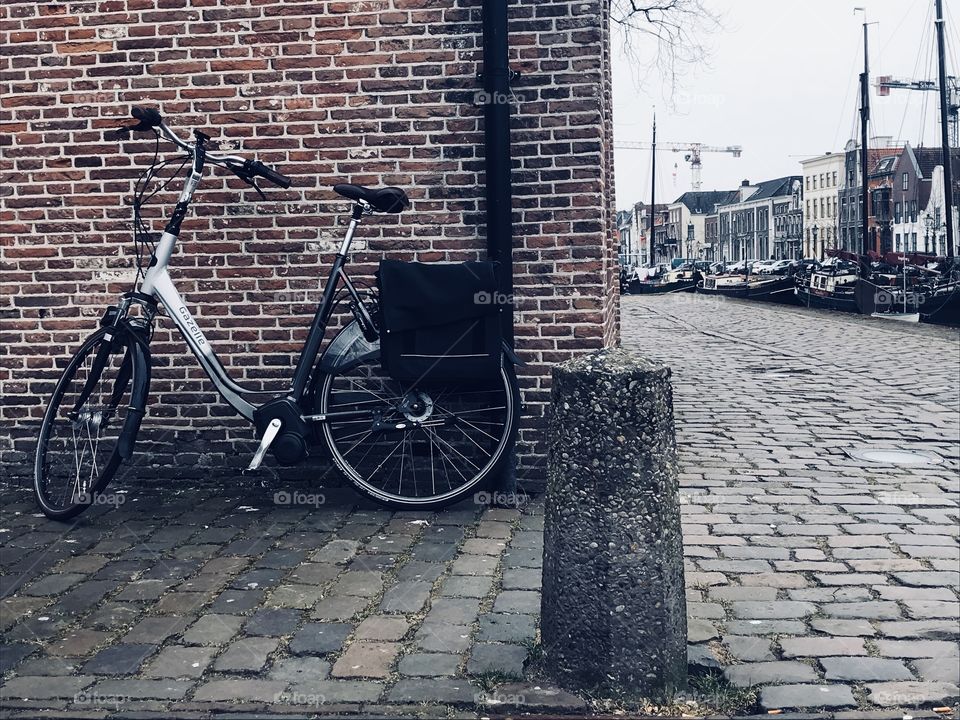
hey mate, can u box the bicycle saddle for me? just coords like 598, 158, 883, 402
334, 184, 410, 213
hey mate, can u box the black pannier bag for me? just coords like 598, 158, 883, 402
377, 258, 503, 383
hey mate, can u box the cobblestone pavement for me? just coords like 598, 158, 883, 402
624, 295, 959, 713
1, 295, 958, 718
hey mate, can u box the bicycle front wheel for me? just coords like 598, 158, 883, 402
318, 359, 520, 509
34, 328, 143, 521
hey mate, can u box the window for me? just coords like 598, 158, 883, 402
895, 233, 901, 251
910, 200, 917, 222
911, 232, 917, 251
895, 202, 902, 223
805, 177, 810, 191
833, 171, 838, 186
820, 173, 825, 188
902, 172, 909, 191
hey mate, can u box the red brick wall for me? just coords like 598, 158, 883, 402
0, 0, 618, 487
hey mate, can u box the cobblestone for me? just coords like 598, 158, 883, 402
2, 296, 957, 716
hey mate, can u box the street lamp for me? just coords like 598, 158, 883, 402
686, 221, 694, 261
812, 226, 819, 260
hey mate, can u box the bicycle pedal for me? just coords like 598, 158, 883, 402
247, 418, 282, 472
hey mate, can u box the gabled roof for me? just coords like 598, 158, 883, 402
745, 175, 802, 201
672, 190, 739, 214
712, 176, 801, 212
913, 146, 960, 179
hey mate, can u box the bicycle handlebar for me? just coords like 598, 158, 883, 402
117, 107, 291, 189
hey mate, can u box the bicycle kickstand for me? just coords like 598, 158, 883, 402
246, 418, 282, 472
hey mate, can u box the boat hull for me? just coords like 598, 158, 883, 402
745, 276, 799, 304
795, 285, 858, 312
629, 278, 697, 294
920, 283, 960, 326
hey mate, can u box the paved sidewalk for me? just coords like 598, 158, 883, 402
1, 294, 958, 718
624, 295, 959, 713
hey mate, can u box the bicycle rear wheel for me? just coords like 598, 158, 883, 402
318, 359, 520, 509
34, 328, 142, 521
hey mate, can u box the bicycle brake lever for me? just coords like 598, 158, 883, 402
246, 177, 267, 201
112, 122, 155, 139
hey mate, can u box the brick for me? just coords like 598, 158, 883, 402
760, 684, 856, 710
821, 657, 912, 681
779, 637, 867, 657
398, 652, 461, 677
732, 601, 816, 619
866, 681, 960, 708
724, 661, 817, 687
192, 679, 288, 702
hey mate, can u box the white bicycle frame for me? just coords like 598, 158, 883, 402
138, 157, 262, 420
135, 123, 363, 423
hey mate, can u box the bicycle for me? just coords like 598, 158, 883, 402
33, 107, 521, 520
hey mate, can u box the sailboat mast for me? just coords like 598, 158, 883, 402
935, 0, 955, 257
649, 111, 656, 266
860, 20, 871, 258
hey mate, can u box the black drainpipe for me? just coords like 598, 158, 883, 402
481, 0, 517, 494
481, 0, 513, 347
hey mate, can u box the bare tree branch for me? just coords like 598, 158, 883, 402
611, 0, 722, 104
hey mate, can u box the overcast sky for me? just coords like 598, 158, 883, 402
612, 0, 959, 210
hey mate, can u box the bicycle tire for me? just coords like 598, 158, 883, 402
317, 357, 521, 510
33, 327, 145, 521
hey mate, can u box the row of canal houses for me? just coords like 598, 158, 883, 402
618, 140, 960, 267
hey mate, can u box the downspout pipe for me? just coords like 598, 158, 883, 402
481, 0, 517, 496
481, 0, 513, 346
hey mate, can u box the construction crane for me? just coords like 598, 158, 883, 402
876, 75, 959, 147
614, 140, 743, 191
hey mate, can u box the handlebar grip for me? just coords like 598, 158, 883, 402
250, 160, 291, 189
131, 106, 163, 128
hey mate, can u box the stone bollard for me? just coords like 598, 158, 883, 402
540, 348, 687, 697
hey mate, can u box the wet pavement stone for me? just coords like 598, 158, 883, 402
83, 643, 157, 675
1, 296, 957, 715
397, 652, 461, 677
288, 622, 353, 656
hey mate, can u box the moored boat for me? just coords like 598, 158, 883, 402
698, 273, 747, 297
631, 265, 700, 294
795, 261, 859, 312
746, 275, 798, 304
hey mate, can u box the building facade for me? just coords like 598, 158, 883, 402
620, 201, 667, 268
838, 139, 904, 255
773, 180, 804, 259
716, 177, 802, 263
662, 191, 738, 263
799, 152, 844, 259
0, 0, 619, 483
890, 144, 960, 255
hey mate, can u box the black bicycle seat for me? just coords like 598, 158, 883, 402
334, 184, 410, 213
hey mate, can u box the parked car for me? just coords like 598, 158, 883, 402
759, 259, 796, 275
752, 260, 779, 274
726, 259, 759, 273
